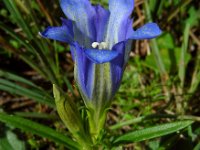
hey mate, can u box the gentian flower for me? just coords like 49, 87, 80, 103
41, 0, 162, 128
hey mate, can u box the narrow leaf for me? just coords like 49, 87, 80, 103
0, 137, 13, 150
114, 121, 193, 144
3, 0, 33, 39
0, 113, 80, 150
178, 23, 190, 88
1, 130, 26, 150
0, 70, 40, 89
0, 78, 55, 107
0, 70, 52, 100
0, 22, 35, 53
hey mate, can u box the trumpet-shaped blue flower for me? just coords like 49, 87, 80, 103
41, 0, 162, 111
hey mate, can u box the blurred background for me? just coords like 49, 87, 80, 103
0, 0, 200, 149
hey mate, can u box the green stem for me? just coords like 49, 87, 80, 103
144, 1, 170, 102
178, 23, 190, 89
186, 34, 200, 101
88, 108, 107, 143
15, 0, 30, 14
144, 1, 167, 76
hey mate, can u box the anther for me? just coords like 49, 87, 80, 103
92, 42, 100, 49
99, 42, 108, 49
92, 42, 109, 49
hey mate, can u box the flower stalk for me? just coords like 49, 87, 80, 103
87, 106, 107, 142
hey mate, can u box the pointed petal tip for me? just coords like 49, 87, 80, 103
38, 31, 43, 37
149, 22, 163, 35
39, 24, 74, 43
39, 27, 51, 38
128, 22, 163, 40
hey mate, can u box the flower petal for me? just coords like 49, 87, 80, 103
128, 23, 162, 40
60, 0, 96, 41
105, 0, 134, 48
84, 49, 118, 64
71, 42, 96, 101
71, 43, 89, 97
94, 5, 110, 42
61, 18, 74, 37
110, 42, 126, 91
40, 19, 73, 44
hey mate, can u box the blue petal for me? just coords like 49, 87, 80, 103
71, 42, 128, 105
110, 42, 126, 92
128, 23, 162, 40
60, 0, 96, 41
71, 43, 87, 96
84, 49, 118, 64
94, 5, 110, 42
40, 19, 74, 44
61, 18, 74, 37
105, 0, 134, 47
71, 42, 95, 100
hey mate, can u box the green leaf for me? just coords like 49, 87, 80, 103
0, 136, 13, 150
114, 120, 193, 144
194, 142, 200, 150
144, 32, 191, 73
53, 85, 92, 149
3, 0, 33, 39
0, 78, 55, 107
186, 6, 200, 27
0, 70, 55, 107
0, 70, 40, 89
0, 130, 26, 150
0, 113, 80, 150
0, 70, 54, 100
157, 33, 175, 50
148, 140, 160, 150
14, 112, 56, 120
0, 22, 35, 53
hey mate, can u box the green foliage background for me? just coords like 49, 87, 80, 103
0, 0, 200, 149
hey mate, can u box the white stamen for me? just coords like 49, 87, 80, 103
92, 42, 100, 49
91, 42, 109, 49
99, 42, 108, 49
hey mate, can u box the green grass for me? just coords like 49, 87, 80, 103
0, 0, 200, 149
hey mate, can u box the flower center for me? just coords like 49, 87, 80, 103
92, 42, 108, 50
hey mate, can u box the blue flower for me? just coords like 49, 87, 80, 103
41, 0, 162, 111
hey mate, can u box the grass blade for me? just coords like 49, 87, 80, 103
0, 113, 80, 150
144, 0, 170, 102
0, 70, 39, 88
0, 36, 46, 77
178, 23, 190, 88
144, 1, 167, 76
0, 22, 35, 53
0, 79, 55, 107
3, 0, 33, 39
0, 70, 52, 99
